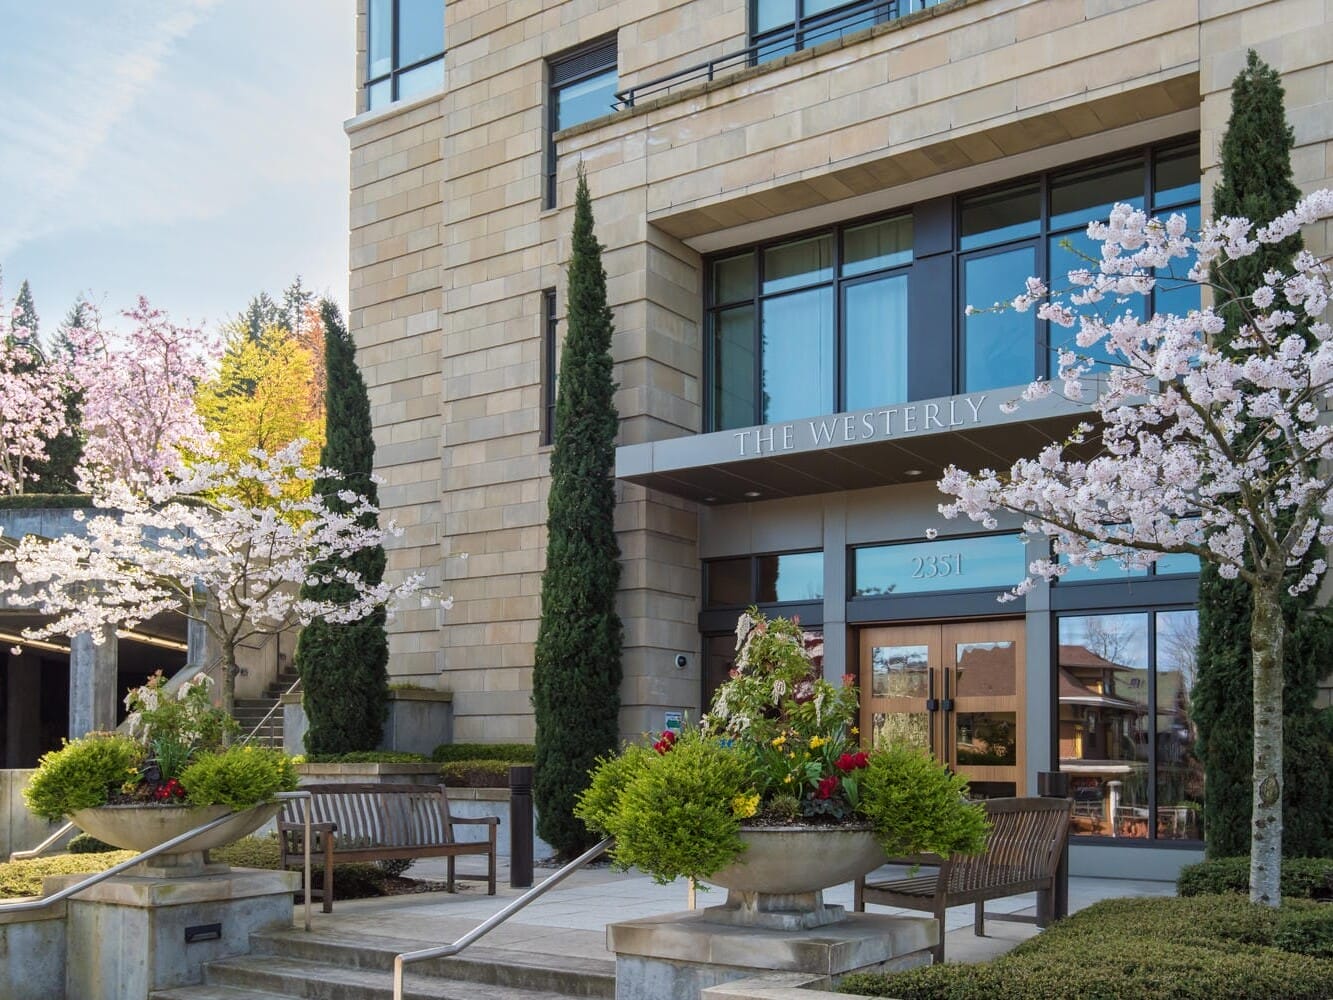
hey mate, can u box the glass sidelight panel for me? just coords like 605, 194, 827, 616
1155, 610, 1203, 841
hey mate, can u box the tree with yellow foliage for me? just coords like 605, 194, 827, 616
194, 323, 326, 504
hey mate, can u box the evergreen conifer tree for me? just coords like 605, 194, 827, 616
14, 280, 38, 340
29, 297, 89, 493
532, 168, 623, 857
1193, 51, 1333, 858
294, 300, 390, 753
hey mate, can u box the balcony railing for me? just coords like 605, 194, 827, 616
614, 0, 944, 110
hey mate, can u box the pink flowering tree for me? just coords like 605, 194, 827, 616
0, 298, 69, 495
0, 442, 426, 718
938, 190, 1333, 906
66, 298, 217, 492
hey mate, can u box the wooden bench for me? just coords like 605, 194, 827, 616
853, 797, 1072, 963
278, 782, 498, 912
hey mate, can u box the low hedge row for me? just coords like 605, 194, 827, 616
432, 743, 535, 764
300, 751, 431, 764
440, 759, 514, 787
0, 850, 137, 898
1177, 856, 1333, 899
839, 895, 1333, 1000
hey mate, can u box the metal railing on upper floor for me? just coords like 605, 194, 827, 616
614, 0, 946, 110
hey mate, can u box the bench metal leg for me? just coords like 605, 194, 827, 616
447, 856, 456, 893
853, 877, 865, 912
974, 901, 985, 937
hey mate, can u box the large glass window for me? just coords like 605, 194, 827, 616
705, 141, 1199, 432
706, 551, 824, 607
707, 216, 914, 430
546, 38, 618, 208
1058, 610, 1203, 842
366, 0, 445, 111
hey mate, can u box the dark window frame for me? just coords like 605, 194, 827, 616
702, 548, 826, 610
365, 0, 446, 111
703, 138, 1201, 434
1051, 600, 1204, 847
545, 36, 618, 209
540, 288, 558, 446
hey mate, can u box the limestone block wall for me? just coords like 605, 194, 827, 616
1199, 0, 1333, 257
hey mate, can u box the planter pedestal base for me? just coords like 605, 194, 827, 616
44, 866, 299, 1000
703, 890, 847, 931
608, 909, 936, 1000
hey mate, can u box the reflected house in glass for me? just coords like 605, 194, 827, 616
343, 0, 1331, 882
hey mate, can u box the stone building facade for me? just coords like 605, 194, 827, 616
347, 0, 1333, 877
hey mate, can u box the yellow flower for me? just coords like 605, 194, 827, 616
787, 751, 796, 759
771, 734, 787, 747
731, 793, 760, 819
851, 727, 860, 736
783, 774, 794, 784
809, 736, 827, 749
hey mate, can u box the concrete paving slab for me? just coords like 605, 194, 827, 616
296, 857, 1171, 970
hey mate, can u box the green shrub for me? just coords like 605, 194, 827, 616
210, 835, 281, 870
0, 851, 137, 899
432, 743, 536, 764
66, 833, 117, 854
180, 747, 298, 809
375, 858, 416, 878
1275, 905, 1333, 959
839, 895, 1333, 1000
575, 731, 755, 884
440, 760, 520, 787
23, 735, 144, 821
1178, 856, 1333, 899
856, 744, 990, 858
302, 751, 430, 764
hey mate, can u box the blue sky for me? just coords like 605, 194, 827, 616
1, 0, 355, 336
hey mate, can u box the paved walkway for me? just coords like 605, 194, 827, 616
308, 858, 1175, 967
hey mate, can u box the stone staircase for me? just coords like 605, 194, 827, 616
233, 669, 301, 748
149, 927, 616, 1000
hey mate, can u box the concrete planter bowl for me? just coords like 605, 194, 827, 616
69, 801, 283, 877
700, 825, 888, 930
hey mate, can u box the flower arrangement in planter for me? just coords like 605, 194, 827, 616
24, 671, 298, 841
576, 611, 990, 890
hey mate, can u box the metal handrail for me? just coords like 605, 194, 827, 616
615, 0, 922, 109
240, 676, 302, 749
392, 837, 612, 1000
0, 790, 315, 933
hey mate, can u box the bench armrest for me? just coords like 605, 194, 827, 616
451, 816, 500, 826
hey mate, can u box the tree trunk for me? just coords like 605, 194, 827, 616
1249, 580, 1284, 906
221, 649, 237, 740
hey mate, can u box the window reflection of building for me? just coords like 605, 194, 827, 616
1058, 611, 1203, 842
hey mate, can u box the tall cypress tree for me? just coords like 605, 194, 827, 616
1193, 51, 1333, 858
294, 300, 390, 753
532, 167, 623, 858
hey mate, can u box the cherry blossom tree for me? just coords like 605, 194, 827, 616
0, 443, 425, 717
0, 298, 68, 495
938, 190, 1333, 906
66, 298, 217, 492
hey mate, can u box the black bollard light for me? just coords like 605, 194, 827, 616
509, 765, 534, 888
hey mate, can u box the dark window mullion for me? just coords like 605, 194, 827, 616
754, 253, 765, 426
1147, 612, 1159, 840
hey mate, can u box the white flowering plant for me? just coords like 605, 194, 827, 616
123, 670, 237, 788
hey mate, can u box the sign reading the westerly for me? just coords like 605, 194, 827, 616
731, 394, 989, 458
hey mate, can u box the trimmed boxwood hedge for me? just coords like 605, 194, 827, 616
432, 743, 535, 764
210, 836, 412, 898
440, 760, 514, 787
839, 895, 1333, 1000
301, 751, 430, 764
1178, 856, 1333, 900
0, 850, 137, 898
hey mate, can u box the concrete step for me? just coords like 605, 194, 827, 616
253, 928, 615, 997
200, 954, 590, 999
152, 985, 290, 999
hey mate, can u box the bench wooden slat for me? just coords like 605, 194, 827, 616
278, 782, 499, 913
854, 796, 1071, 964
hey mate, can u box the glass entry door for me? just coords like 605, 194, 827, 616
859, 620, 1026, 797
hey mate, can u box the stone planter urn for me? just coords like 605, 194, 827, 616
700, 825, 887, 930
69, 801, 283, 877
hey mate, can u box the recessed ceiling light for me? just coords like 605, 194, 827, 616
904, 469, 923, 477
744, 490, 761, 498
703, 496, 718, 503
